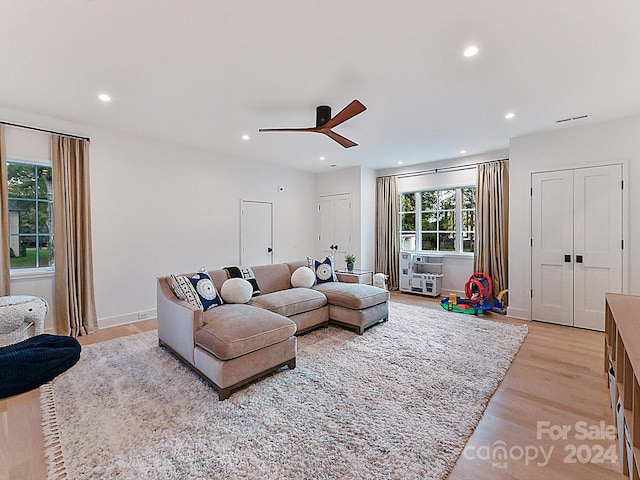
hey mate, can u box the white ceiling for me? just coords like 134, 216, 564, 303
2, 1, 640, 173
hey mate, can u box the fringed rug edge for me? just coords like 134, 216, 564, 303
40, 382, 68, 480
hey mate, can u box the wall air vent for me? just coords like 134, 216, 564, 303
556, 114, 590, 124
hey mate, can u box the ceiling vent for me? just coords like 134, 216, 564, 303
556, 114, 590, 124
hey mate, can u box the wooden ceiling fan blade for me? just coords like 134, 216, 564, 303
324, 129, 358, 148
258, 127, 315, 132
323, 100, 366, 129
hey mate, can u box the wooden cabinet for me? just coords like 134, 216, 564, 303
605, 293, 640, 478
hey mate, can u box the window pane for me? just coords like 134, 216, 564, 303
421, 212, 437, 231
401, 234, 416, 250
463, 232, 475, 253
462, 187, 476, 209
421, 232, 437, 251
400, 193, 415, 212
37, 201, 53, 233
9, 235, 36, 268
10, 199, 36, 233
37, 166, 53, 200
439, 189, 456, 210
439, 232, 456, 251
38, 236, 54, 267
401, 213, 415, 231
421, 191, 437, 210
439, 210, 456, 231
7, 164, 36, 198
462, 210, 475, 231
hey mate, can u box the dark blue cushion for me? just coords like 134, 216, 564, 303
0, 334, 81, 399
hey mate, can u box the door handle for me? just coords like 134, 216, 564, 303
576, 255, 583, 263
564, 254, 571, 263
267, 247, 273, 253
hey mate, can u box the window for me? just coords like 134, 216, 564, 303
7, 161, 54, 269
399, 186, 475, 253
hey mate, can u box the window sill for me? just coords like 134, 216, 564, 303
10, 267, 55, 280
405, 251, 474, 260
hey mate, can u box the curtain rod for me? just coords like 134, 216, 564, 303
387, 157, 508, 179
1, 121, 90, 142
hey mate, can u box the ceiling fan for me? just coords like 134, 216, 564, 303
259, 99, 366, 148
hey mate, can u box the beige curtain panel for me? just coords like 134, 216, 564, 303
474, 159, 509, 298
0, 125, 9, 296
52, 134, 98, 336
375, 175, 400, 290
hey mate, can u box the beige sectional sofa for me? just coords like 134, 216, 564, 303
157, 260, 389, 400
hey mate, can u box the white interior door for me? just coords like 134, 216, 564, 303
319, 195, 336, 258
319, 193, 352, 261
531, 170, 574, 326
241, 200, 273, 266
573, 165, 622, 329
531, 165, 622, 331
333, 193, 352, 260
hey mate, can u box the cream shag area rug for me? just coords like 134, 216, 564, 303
41, 302, 527, 480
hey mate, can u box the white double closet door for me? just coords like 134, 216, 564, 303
319, 193, 352, 260
531, 165, 622, 331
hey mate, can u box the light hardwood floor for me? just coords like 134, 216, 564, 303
0, 294, 624, 480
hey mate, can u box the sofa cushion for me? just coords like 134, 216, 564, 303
313, 282, 390, 310
195, 304, 295, 361
250, 263, 293, 294
290, 266, 316, 288
250, 288, 327, 317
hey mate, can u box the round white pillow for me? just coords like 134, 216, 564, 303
220, 278, 253, 304
291, 266, 316, 288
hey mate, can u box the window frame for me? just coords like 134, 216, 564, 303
6, 157, 55, 276
399, 185, 476, 255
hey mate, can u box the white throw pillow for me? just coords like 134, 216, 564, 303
220, 278, 254, 304
291, 266, 316, 288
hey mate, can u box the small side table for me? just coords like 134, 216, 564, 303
335, 269, 373, 285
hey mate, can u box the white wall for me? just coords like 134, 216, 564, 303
508, 115, 640, 319
360, 167, 376, 271
2, 107, 317, 331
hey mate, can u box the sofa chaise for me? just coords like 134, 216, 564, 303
157, 260, 389, 400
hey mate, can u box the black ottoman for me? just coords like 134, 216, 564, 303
0, 334, 81, 399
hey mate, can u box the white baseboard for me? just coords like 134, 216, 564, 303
98, 309, 157, 330
506, 307, 530, 320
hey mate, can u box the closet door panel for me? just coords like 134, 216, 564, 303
531, 170, 574, 326
573, 165, 622, 330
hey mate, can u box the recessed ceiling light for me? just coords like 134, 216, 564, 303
98, 93, 111, 102
463, 46, 478, 57
319, 156, 325, 161
397, 161, 403, 165
505, 112, 516, 119
241, 134, 250, 141
459, 150, 467, 154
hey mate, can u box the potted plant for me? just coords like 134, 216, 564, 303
345, 254, 357, 272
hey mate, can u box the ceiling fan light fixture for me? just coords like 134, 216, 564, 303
316, 105, 332, 127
